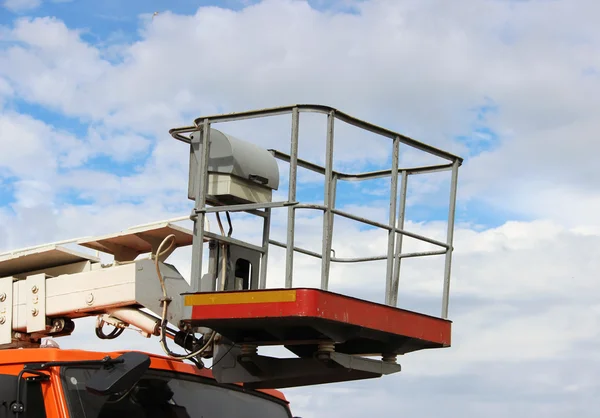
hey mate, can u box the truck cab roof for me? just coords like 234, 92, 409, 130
0, 347, 289, 404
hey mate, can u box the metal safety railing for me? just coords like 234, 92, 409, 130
169, 104, 462, 319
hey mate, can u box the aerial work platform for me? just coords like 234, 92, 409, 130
0, 104, 462, 390
169, 104, 462, 388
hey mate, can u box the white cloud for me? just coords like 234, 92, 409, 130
0, 111, 74, 178
1, 0, 597, 225
3, 0, 41, 12
1, 0, 70, 10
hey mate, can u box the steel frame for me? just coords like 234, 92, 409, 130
169, 104, 463, 319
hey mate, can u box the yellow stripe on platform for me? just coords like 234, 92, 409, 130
184, 290, 297, 306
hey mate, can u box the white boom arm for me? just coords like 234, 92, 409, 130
0, 222, 197, 350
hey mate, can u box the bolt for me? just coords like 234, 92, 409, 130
0, 293, 6, 302
0, 316, 5, 325
31, 285, 39, 294
31, 308, 39, 317
52, 319, 64, 331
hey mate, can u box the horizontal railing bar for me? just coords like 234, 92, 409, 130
196, 201, 297, 214
271, 150, 455, 181
339, 163, 454, 180
405, 163, 455, 176
269, 239, 323, 259
347, 162, 455, 179
294, 204, 327, 211
331, 111, 462, 163
294, 204, 450, 249
270, 150, 326, 176
193, 107, 293, 125
332, 255, 388, 263
267, 242, 446, 264
330, 207, 451, 249
398, 249, 447, 259
176, 104, 462, 163
332, 249, 446, 263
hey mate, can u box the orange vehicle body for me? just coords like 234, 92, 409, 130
0, 348, 291, 417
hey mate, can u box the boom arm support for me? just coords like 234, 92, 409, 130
0, 224, 194, 350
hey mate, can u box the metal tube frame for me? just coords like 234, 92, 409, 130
285, 108, 300, 288
320, 111, 336, 290
384, 137, 400, 306
390, 170, 408, 307
259, 208, 272, 290
189, 119, 211, 292
441, 160, 460, 318
170, 104, 462, 319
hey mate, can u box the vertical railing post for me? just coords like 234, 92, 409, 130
384, 136, 400, 306
320, 111, 336, 290
190, 119, 211, 293
441, 159, 460, 319
205, 241, 218, 291
259, 207, 272, 289
285, 107, 300, 288
390, 170, 408, 307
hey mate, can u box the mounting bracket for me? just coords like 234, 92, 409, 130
211, 341, 401, 389
26, 274, 47, 334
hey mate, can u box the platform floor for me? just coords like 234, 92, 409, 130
183, 288, 451, 356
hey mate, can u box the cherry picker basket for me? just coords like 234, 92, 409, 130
168, 104, 463, 389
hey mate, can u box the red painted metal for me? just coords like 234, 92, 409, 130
188, 288, 451, 348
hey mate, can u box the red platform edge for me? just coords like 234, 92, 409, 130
185, 288, 451, 347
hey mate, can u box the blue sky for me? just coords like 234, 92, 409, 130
0, 0, 363, 47
1, 86, 507, 228
0, 0, 516, 232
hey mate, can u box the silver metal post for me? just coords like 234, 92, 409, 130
207, 241, 218, 291
390, 170, 408, 307
285, 107, 300, 288
328, 175, 337, 266
320, 111, 335, 290
385, 136, 400, 305
259, 208, 272, 289
190, 120, 211, 293
441, 159, 460, 319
